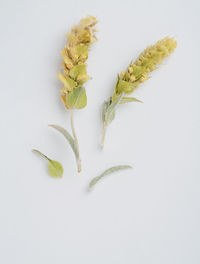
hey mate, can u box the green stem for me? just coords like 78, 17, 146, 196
70, 109, 81, 173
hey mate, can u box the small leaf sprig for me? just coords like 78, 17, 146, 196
51, 15, 98, 173
101, 37, 177, 147
33, 149, 63, 178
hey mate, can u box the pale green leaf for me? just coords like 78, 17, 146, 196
104, 93, 123, 125
88, 165, 132, 190
70, 44, 88, 62
120, 97, 143, 104
65, 86, 87, 109
48, 160, 63, 178
69, 64, 87, 80
48, 124, 79, 160
32, 149, 63, 178
58, 72, 77, 92
69, 64, 90, 85
117, 79, 137, 94
102, 99, 110, 123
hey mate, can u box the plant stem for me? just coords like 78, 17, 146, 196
101, 122, 107, 148
70, 109, 81, 173
32, 149, 50, 161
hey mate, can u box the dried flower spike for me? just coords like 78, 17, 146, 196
50, 15, 98, 172
101, 37, 177, 147
58, 15, 97, 109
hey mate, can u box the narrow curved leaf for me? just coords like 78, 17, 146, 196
120, 97, 143, 104
48, 124, 79, 159
89, 165, 132, 191
32, 149, 63, 178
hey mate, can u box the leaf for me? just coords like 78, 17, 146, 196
69, 64, 87, 80
32, 149, 63, 178
48, 160, 63, 178
58, 72, 77, 92
48, 124, 79, 159
117, 79, 137, 94
120, 96, 143, 104
61, 50, 74, 69
70, 44, 88, 62
65, 86, 87, 109
104, 93, 123, 125
69, 64, 90, 86
102, 100, 110, 123
88, 165, 132, 190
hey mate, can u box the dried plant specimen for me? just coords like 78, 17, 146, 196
51, 15, 98, 172
101, 37, 177, 147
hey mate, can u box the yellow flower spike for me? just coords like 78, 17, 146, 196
59, 15, 97, 109
101, 37, 177, 147
52, 15, 98, 173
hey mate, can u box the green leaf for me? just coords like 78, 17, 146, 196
120, 96, 143, 104
65, 86, 87, 109
48, 124, 79, 159
48, 160, 63, 178
104, 93, 123, 125
58, 72, 77, 92
117, 79, 137, 94
32, 149, 63, 178
70, 44, 88, 62
102, 100, 110, 123
69, 64, 87, 80
88, 165, 132, 191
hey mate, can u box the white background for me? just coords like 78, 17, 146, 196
0, 0, 200, 263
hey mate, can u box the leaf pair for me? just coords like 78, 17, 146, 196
33, 147, 132, 191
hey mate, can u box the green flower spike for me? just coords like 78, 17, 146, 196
101, 37, 177, 147
50, 15, 98, 173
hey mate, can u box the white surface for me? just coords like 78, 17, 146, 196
0, 0, 200, 263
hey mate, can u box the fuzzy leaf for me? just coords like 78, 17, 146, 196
69, 64, 87, 80
48, 160, 64, 178
117, 79, 137, 94
70, 44, 88, 62
32, 149, 63, 178
104, 93, 123, 125
58, 72, 77, 92
89, 165, 132, 190
65, 86, 87, 109
120, 97, 143, 104
102, 100, 110, 123
61, 50, 74, 69
48, 124, 79, 159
